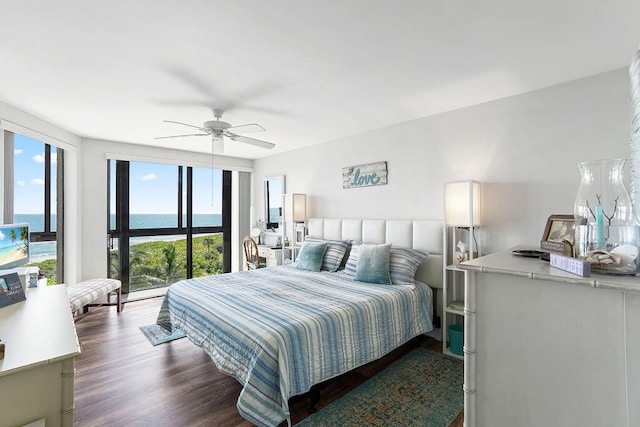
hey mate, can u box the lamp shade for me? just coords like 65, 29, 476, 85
283, 193, 306, 222
292, 193, 306, 222
445, 181, 481, 226
282, 193, 307, 247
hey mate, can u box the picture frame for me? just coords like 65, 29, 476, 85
0, 272, 26, 308
295, 224, 306, 245
541, 214, 576, 255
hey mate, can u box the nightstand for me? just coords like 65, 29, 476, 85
443, 180, 481, 360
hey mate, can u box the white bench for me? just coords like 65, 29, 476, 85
66, 278, 122, 316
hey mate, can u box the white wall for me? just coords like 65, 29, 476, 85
79, 138, 253, 279
253, 68, 632, 254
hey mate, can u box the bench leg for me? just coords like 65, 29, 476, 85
116, 286, 122, 313
105, 287, 123, 313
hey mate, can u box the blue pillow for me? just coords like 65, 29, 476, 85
355, 243, 392, 285
296, 241, 328, 272
304, 237, 350, 272
345, 243, 428, 286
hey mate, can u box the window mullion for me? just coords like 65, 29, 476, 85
178, 166, 183, 229
44, 144, 51, 232
222, 170, 231, 273
186, 167, 193, 278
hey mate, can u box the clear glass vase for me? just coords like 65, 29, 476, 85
573, 159, 638, 274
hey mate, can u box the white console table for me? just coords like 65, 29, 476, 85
459, 250, 640, 427
0, 285, 80, 427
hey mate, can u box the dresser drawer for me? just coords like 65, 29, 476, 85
259, 246, 293, 267
260, 246, 281, 267
264, 249, 281, 267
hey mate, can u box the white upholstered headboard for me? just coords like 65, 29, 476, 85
307, 218, 443, 289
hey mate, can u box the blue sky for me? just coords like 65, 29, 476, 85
14, 134, 55, 214
112, 161, 222, 215
0, 225, 23, 250
15, 133, 221, 216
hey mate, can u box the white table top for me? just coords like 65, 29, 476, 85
459, 249, 640, 294
0, 285, 80, 377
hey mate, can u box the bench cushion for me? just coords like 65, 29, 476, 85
67, 278, 121, 313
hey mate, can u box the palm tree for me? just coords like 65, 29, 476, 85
161, 243, 179, 284
129, 245, 150, 271
202, 237, 214, 259
128, 245, 157, 288
9, 229, 16, 244
19, 227, 28, 254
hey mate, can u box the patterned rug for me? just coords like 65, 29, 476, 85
296, 348, 463, 427
139, 324, 186, 346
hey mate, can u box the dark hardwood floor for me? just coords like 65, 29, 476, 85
73, 297, 463, 426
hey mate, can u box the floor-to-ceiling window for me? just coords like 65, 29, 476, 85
108, 159, 230, 294
8, 133, 62, 284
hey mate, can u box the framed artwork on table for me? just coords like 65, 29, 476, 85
541, 214, 575, 255
0, 273, 26, 308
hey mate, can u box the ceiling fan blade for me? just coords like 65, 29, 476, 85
227, 133, 275, 149
227, 123, 266, 134
154, 133, 209, 140
162, 67, 286, 115
163, 120, 207, 131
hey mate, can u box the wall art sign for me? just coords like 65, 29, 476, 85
342, 161, 388, 189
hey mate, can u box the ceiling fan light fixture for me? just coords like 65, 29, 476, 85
156, 109, 275, 152
212, 137, 225, 154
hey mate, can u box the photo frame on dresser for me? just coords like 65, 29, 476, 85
541, 214, 575, 255
0, 273, 26, 308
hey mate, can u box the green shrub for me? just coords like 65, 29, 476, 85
110, 234, 224, 291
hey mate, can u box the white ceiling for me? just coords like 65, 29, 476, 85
1, 1, 639, 159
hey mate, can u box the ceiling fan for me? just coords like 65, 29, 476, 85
155, 109, 275, 153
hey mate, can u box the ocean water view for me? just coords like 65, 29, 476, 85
16, 213, 222, 232
14, 213, 223, 261
117, 213, 223, 229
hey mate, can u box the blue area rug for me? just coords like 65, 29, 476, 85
139, 324, 186, 346
296, 348, 463, 427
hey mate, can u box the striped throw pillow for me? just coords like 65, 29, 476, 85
304, 237, 350, 272
345, 243, 428, 286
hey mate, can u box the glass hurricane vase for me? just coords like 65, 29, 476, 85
573, 158, 638, 274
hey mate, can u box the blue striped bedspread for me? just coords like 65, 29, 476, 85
156, 265, 434, 426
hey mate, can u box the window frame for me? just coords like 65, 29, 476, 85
6, 134, 63, 282
108, 160, 231, 293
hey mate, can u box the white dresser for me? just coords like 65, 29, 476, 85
0, 285, 80, 427
459, 250, 640, 427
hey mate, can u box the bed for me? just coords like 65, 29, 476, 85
155, 218, 443, 426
